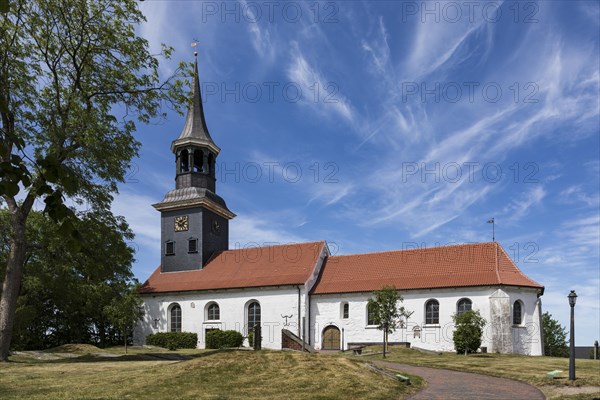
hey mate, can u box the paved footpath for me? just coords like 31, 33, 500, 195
374, 361, 546, 400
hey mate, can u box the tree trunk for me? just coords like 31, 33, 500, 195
0, 209, 27, 361
382, 329, 386, 358
124, 329, 127, 354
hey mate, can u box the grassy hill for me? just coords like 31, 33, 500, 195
0, 348, 421, 399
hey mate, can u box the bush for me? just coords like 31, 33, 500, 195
248, 332, 254, 348
146, 332, 197, 349
205, 330, 244, 349
452, 310, 486, 355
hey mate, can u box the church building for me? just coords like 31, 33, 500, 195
135, 59, 545, 356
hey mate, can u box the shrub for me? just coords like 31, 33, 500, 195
452, 310, 486, 355
205, 330, 244, 349
248, 332, 254, 348
146, 332, 197, 349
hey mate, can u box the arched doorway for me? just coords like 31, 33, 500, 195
322, 325, 341, 350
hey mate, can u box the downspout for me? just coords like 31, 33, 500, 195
537, 292, 544, 356
297, 285, 301, 337
306, 291, 311, 347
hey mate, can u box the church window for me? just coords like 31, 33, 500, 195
188, 238, 198, 253
179, 149, 189, 172
342, 303, 349, 319
165, 241, 175, 256
207, 302, 220, 320
247, 301, 261, 333
193, 150, 203, 173
367, 303, 377, 326
513, 300, 523, 325
169, 304, 182, 332
457, 298, 472, 315
425, 299, 439, 324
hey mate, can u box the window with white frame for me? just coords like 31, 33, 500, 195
342, 303, 349, 319
457, 298, 472, 315
207, 302, 220, 321
425, 299, 439, 324
169, 303, 182, 332
367, 303, 377, 326
513, 300, 523, 325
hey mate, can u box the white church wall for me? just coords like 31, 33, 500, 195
310, 286, 542, 355
135, 285, 306, 350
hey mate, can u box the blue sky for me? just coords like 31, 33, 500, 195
111, 1, 599, 345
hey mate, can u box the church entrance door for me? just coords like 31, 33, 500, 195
322, 325, 340, 350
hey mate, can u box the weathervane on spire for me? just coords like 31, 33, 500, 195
487, 217, 495, 242
191, 39, 199, 57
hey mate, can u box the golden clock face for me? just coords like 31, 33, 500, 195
174, 215, 189, 232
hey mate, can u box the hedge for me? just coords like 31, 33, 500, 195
146, 332, 198, 349
205, 330, 244, 349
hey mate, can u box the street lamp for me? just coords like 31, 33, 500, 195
568, 290, 577, 381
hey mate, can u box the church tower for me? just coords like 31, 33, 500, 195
153, 56, 235, 272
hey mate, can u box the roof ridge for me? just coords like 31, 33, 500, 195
494, 242, 502, 283
329, 242, 495, 258
220, 240, 326, 254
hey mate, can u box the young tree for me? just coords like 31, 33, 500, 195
542, 312, 568, 357
452, 310, 487, 355
367, 285, 412, 358
104, 286, 144, 354
0, 0, 188, 360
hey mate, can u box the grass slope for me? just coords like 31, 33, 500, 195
0, 349, 422, 399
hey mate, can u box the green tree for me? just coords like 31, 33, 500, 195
452, 310, 487, 355
104, 286, 144, 354
1, 209, 138, 350
542, 311, 568, 357
367, 285, 412, 358
0, 0, 188, 360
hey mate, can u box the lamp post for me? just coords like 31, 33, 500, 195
568, 290, 577, 381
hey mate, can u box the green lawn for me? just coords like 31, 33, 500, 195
358, 346, 600, 400
0, 347, 422, 400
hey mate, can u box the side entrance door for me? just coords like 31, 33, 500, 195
322, 325, 340, 350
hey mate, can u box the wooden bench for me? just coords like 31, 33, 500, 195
546, 370, 562, 379
349, 346, 366, 355
396, 374, 411, 385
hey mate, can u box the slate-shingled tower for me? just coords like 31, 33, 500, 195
153, 57, 235, 272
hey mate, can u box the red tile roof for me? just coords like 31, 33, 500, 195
311, 242, 543, 294
139, 241, 326, 294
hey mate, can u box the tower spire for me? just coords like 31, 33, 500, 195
170, 53, 220, 155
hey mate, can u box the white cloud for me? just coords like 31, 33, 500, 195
287, 43, 355, 123
229, 214, 306, 246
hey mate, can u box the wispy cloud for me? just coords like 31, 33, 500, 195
287, 43, 355, 123
502, 186, 546, 223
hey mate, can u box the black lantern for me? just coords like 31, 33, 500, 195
568, 290, 577, 381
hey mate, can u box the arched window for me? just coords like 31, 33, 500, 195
208, 153, 214, 174
367, 303, 377, 326
193, 150, 203, 173
207, 302, 220, 321
169, 304, 182, 332
457, 298, 472, 315
179, 149, 189, 173
247, 301, 261, 332
513, 300, 523, 325
342, 303, 349, 319
425, 299, 439, 324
